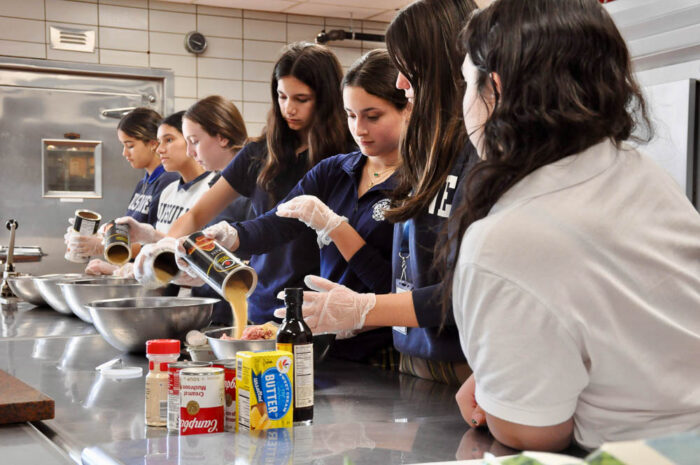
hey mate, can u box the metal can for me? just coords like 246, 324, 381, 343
179, 367, 224, 435
167, 361, 211, 432
64, 209, 102, 263
142, 248, 180, 288
211, 359, 237, 432
181, 232, 257, 299
103, 220, 131, 265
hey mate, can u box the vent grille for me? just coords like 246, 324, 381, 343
49, 26, 96, 53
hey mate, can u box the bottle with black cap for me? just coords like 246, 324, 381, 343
276, 287, 313, 424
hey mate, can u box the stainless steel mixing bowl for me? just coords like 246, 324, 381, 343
34, 274, 86, 314
205, 326, 277, 359
6, 274, 46, 306
59, 278, 165, 323
87, 297, 218, 353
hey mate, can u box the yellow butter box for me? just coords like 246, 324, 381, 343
236, 350, 294, 432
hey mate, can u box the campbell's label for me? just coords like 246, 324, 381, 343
167, 361, 210, 432
212, 360, 237, 432
179, 367, 224, 435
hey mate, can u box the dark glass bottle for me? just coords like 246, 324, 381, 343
276, 287, 314, 425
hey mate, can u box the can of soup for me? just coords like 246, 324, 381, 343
103, 220, 131, 265
141, 248, 180, 288
167, 361, 212, 432
181, 232, 257, 299
179, 367, 225, 435
211, 359, 237, 432
64, 209, 102, 263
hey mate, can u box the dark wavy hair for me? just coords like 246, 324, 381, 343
184, 95, 248, 152
258, 42, 353, 202
384, 0, 477, 222
440, 0, 653, 314
161, 111, 185, 134
342, 49, 408, 112
117, 107, 162, 142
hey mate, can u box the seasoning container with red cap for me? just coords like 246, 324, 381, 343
145, 339, 180, 427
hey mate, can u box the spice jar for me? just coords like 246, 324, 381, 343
145, 339, 180, 427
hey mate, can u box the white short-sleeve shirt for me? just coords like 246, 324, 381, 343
155, 171, 216, 233
452, 140, 700, 450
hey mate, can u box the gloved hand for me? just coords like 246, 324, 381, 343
201, 221, 239, 250
115, 216, 163, 244
273, 275, 375, 333
133, 237, 179, 289
85, 259, 118, 276
276, 195, 347, 247
112, 262, 135, 279
173, 236, 201, 282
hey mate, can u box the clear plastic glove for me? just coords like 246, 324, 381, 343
276, 195, 347, 247
115, 216, 162, 244
201, 221, 239, 250
112, 262, 135, 279
173, 236, 201, 281
67, 231, 104, 257
85, 258, 118, 276
273, 275, 375, 333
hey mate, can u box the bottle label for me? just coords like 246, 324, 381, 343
293, 344, 313, 408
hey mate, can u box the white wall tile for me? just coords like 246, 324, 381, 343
99, 5, 148, 30
0, 39, 46, 58
242, 10, 286, 22
287, 23, 321, 44
174, 76, 197, 98
0, 0, 44, 20
174, 97, 197, 111
246, 122, 266, 138
286, 14, 323, 26
150, 53, 196, 77
242, 101, 270, 123
47, 48, 99, 63
99, 0, 148, 8
197, 57, 242, 80
362, 20, 389, 31
197, 78, 241, 101
150, 31, 187, 55
243, 60, 274, 82
149, 10, 196, 34
202, 37, 242, 60
329, 46, 362, 67
243, 19, 286, 42
196, 5, 241, 18
243, 40, 284, 62
46, 0, 98, 25
197, 15, 242, 39
149, 0, 195, 13
100, 49, 148, 67
100, 27, 148, 52
242, 81, 269, 103
0, 17, 45, 43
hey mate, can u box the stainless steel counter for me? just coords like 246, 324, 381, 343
0, 423, 74, 465
0, 301, 96, 340
0, 331, 518, 464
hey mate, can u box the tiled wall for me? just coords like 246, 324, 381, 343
0, 0, 388, 137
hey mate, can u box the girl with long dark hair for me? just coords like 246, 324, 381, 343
451, 0, 700, 451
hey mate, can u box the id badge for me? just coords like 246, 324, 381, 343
393, 279, 414, 335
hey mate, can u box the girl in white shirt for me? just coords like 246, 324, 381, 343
449, 0, 700, 452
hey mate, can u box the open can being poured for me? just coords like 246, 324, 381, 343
103, 220, 131, 265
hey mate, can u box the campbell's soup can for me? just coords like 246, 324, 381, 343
211, 359, 237, 432
167, 361, 211, 432
179, 367, 224, 435
181, 232, 257, 299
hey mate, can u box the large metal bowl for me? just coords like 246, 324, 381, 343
205, 327, 277, 359
59, 278, 165, 323
34, 274, 86, 314
87, 297, 218, 353
6, 274, 46, 306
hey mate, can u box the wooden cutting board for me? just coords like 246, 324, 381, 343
0, 369, 54, 424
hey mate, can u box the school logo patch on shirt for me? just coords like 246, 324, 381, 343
372, 198, 391, 222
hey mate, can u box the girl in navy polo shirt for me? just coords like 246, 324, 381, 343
199, 50, 408, 366
137, 42, 354, 324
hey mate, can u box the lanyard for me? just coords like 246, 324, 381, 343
398, 221, 410, 282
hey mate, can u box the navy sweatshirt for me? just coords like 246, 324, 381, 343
392, 143, 479, 362
125, 164, 180, 227
221, 140, 320, 323
233, 151, 395, 361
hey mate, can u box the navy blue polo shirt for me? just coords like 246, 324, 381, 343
125, 164, 179, 227
221, 140, 320, 323
233, 151, 395, 361
391, 143, 479, 362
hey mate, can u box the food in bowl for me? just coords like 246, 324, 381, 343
220, 322, 278, 341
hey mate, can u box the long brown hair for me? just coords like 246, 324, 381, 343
384, 0, 477, 222
184, 95, 248, 152
440, 0, 652, 313
258, 42, 352, 201
118, 107, 161, 142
